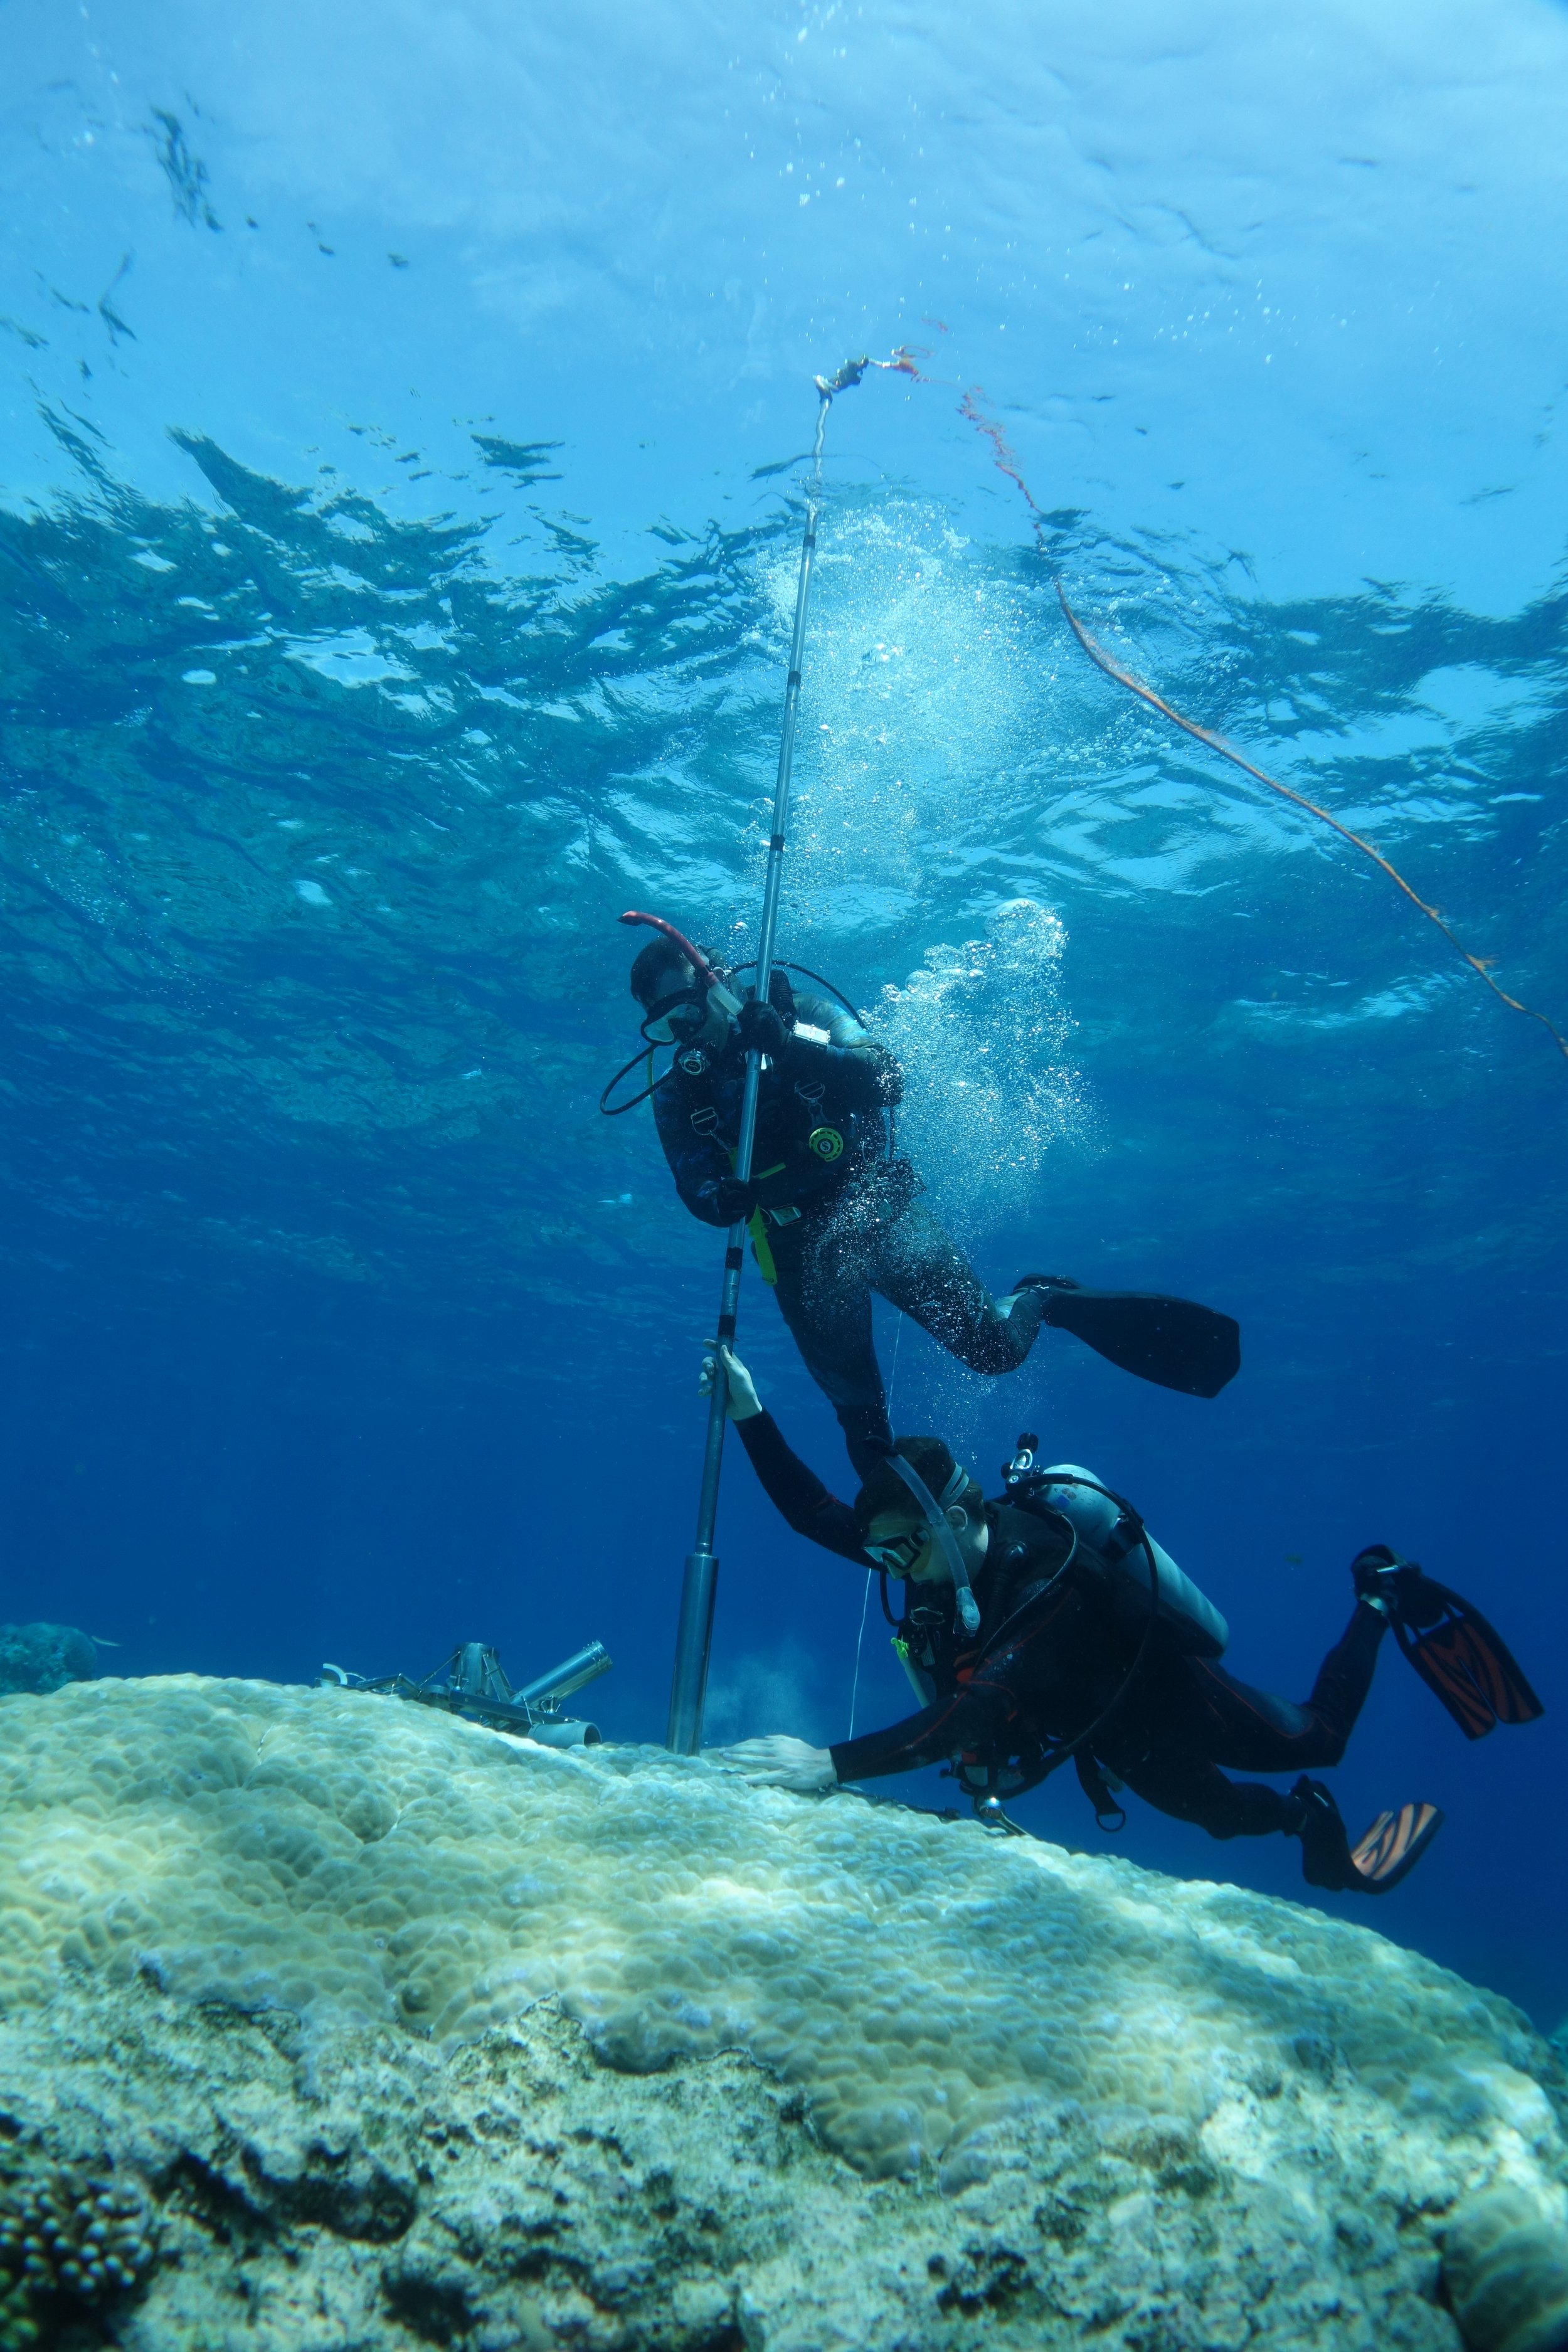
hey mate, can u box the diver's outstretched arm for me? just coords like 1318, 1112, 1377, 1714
829, 1681, 1011, 1784
703, 1343, 868, 1563
713, 1675, 1012, 1794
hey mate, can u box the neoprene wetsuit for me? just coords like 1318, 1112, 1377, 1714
652, 991, 1047, 1475
736, 1408, 1389, 1840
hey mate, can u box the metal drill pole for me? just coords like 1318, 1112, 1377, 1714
665, 393, 833, 1754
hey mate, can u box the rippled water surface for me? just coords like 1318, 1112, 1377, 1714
2, 0, 1566, 2025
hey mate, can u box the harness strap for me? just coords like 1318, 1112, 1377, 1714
946, 1548, 1157, 1820
1074, 1751, 1128, 1833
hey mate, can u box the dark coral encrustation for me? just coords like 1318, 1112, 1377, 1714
0, 2164, 155, 2348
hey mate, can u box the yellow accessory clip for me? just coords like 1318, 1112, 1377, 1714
733, 1153, 787, 1288
747, 1208, 778, 1286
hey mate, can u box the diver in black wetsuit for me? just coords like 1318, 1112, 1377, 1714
625, 924, 1240, 1476
700, 1345, 1542, 1894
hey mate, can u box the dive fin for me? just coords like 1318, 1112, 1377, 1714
1389, 1576, 1545, 1742
1291, 1775, 1444, 1895
1347, 1799, 1445, 1892
1022, 1275, 1241, 1399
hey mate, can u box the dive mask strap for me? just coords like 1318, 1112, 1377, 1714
887, 1453, 981, 1634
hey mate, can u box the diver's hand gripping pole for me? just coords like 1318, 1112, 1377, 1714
665, 383, 840, 1756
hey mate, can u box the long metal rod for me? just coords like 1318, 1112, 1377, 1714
665, 393, 834, 1754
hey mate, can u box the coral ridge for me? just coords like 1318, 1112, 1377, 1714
0, 1674, 1564, 2351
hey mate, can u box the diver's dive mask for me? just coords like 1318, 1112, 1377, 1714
637, 964, 743, 1049
863, 1526, 928, 1577
884, 1453, 982, 1634
638, 987, 711, 1047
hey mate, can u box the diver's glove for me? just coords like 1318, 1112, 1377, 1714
699, 1341, 763, 1422
736, 998, 790, 1059
713, 1175, 760, 1225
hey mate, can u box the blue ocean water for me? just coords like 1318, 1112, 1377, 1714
1, 0, 1564, 2028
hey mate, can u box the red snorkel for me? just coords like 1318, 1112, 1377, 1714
620, 911, 740, 1014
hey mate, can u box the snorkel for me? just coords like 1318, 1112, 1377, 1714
621, 910, 743, 1039
600, 910, 747, 1117
886, 1451, 983, 1635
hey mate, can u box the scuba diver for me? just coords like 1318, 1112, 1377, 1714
607, 911, 1241, 1476
699, 1342, 1544, 1894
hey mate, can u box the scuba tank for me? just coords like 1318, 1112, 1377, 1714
1004, 1436, 1229, 1660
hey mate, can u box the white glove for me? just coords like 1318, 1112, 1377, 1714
698, 1340, 763, 1422
707, 1734, 838, 1794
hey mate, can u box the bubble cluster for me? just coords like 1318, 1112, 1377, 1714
771, 499, 1066, 928
877, 899, 1090, 1237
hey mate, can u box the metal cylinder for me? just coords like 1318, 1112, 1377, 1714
665, 1549, 719, 1754
515, 1640, 613, 1709
526, 1719, 601, 1749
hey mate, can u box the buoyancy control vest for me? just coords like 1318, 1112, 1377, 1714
886, 1456, 1229, 1824
670, 985, 895, 1218
889, 1500, 1082, 1712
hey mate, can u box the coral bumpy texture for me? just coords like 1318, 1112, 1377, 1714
1, 1676, 1566, 2351
0, 2169, 152, 2348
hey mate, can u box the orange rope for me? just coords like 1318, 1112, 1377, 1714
934, 371, 1568, 1066
1054, 591, 1568, 1061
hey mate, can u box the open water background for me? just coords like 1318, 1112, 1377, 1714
2, 0, 1565, 2026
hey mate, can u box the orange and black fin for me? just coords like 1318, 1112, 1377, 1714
1293, 1774, 1444, 1896
1348, 1800, 1446, 1892
1389, 1577, 1544, 1741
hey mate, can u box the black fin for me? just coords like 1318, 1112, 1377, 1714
1390, 1577, 1545, 1741
1294, 1776, 1356, 1891
1030, 1280, 1241, 1399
